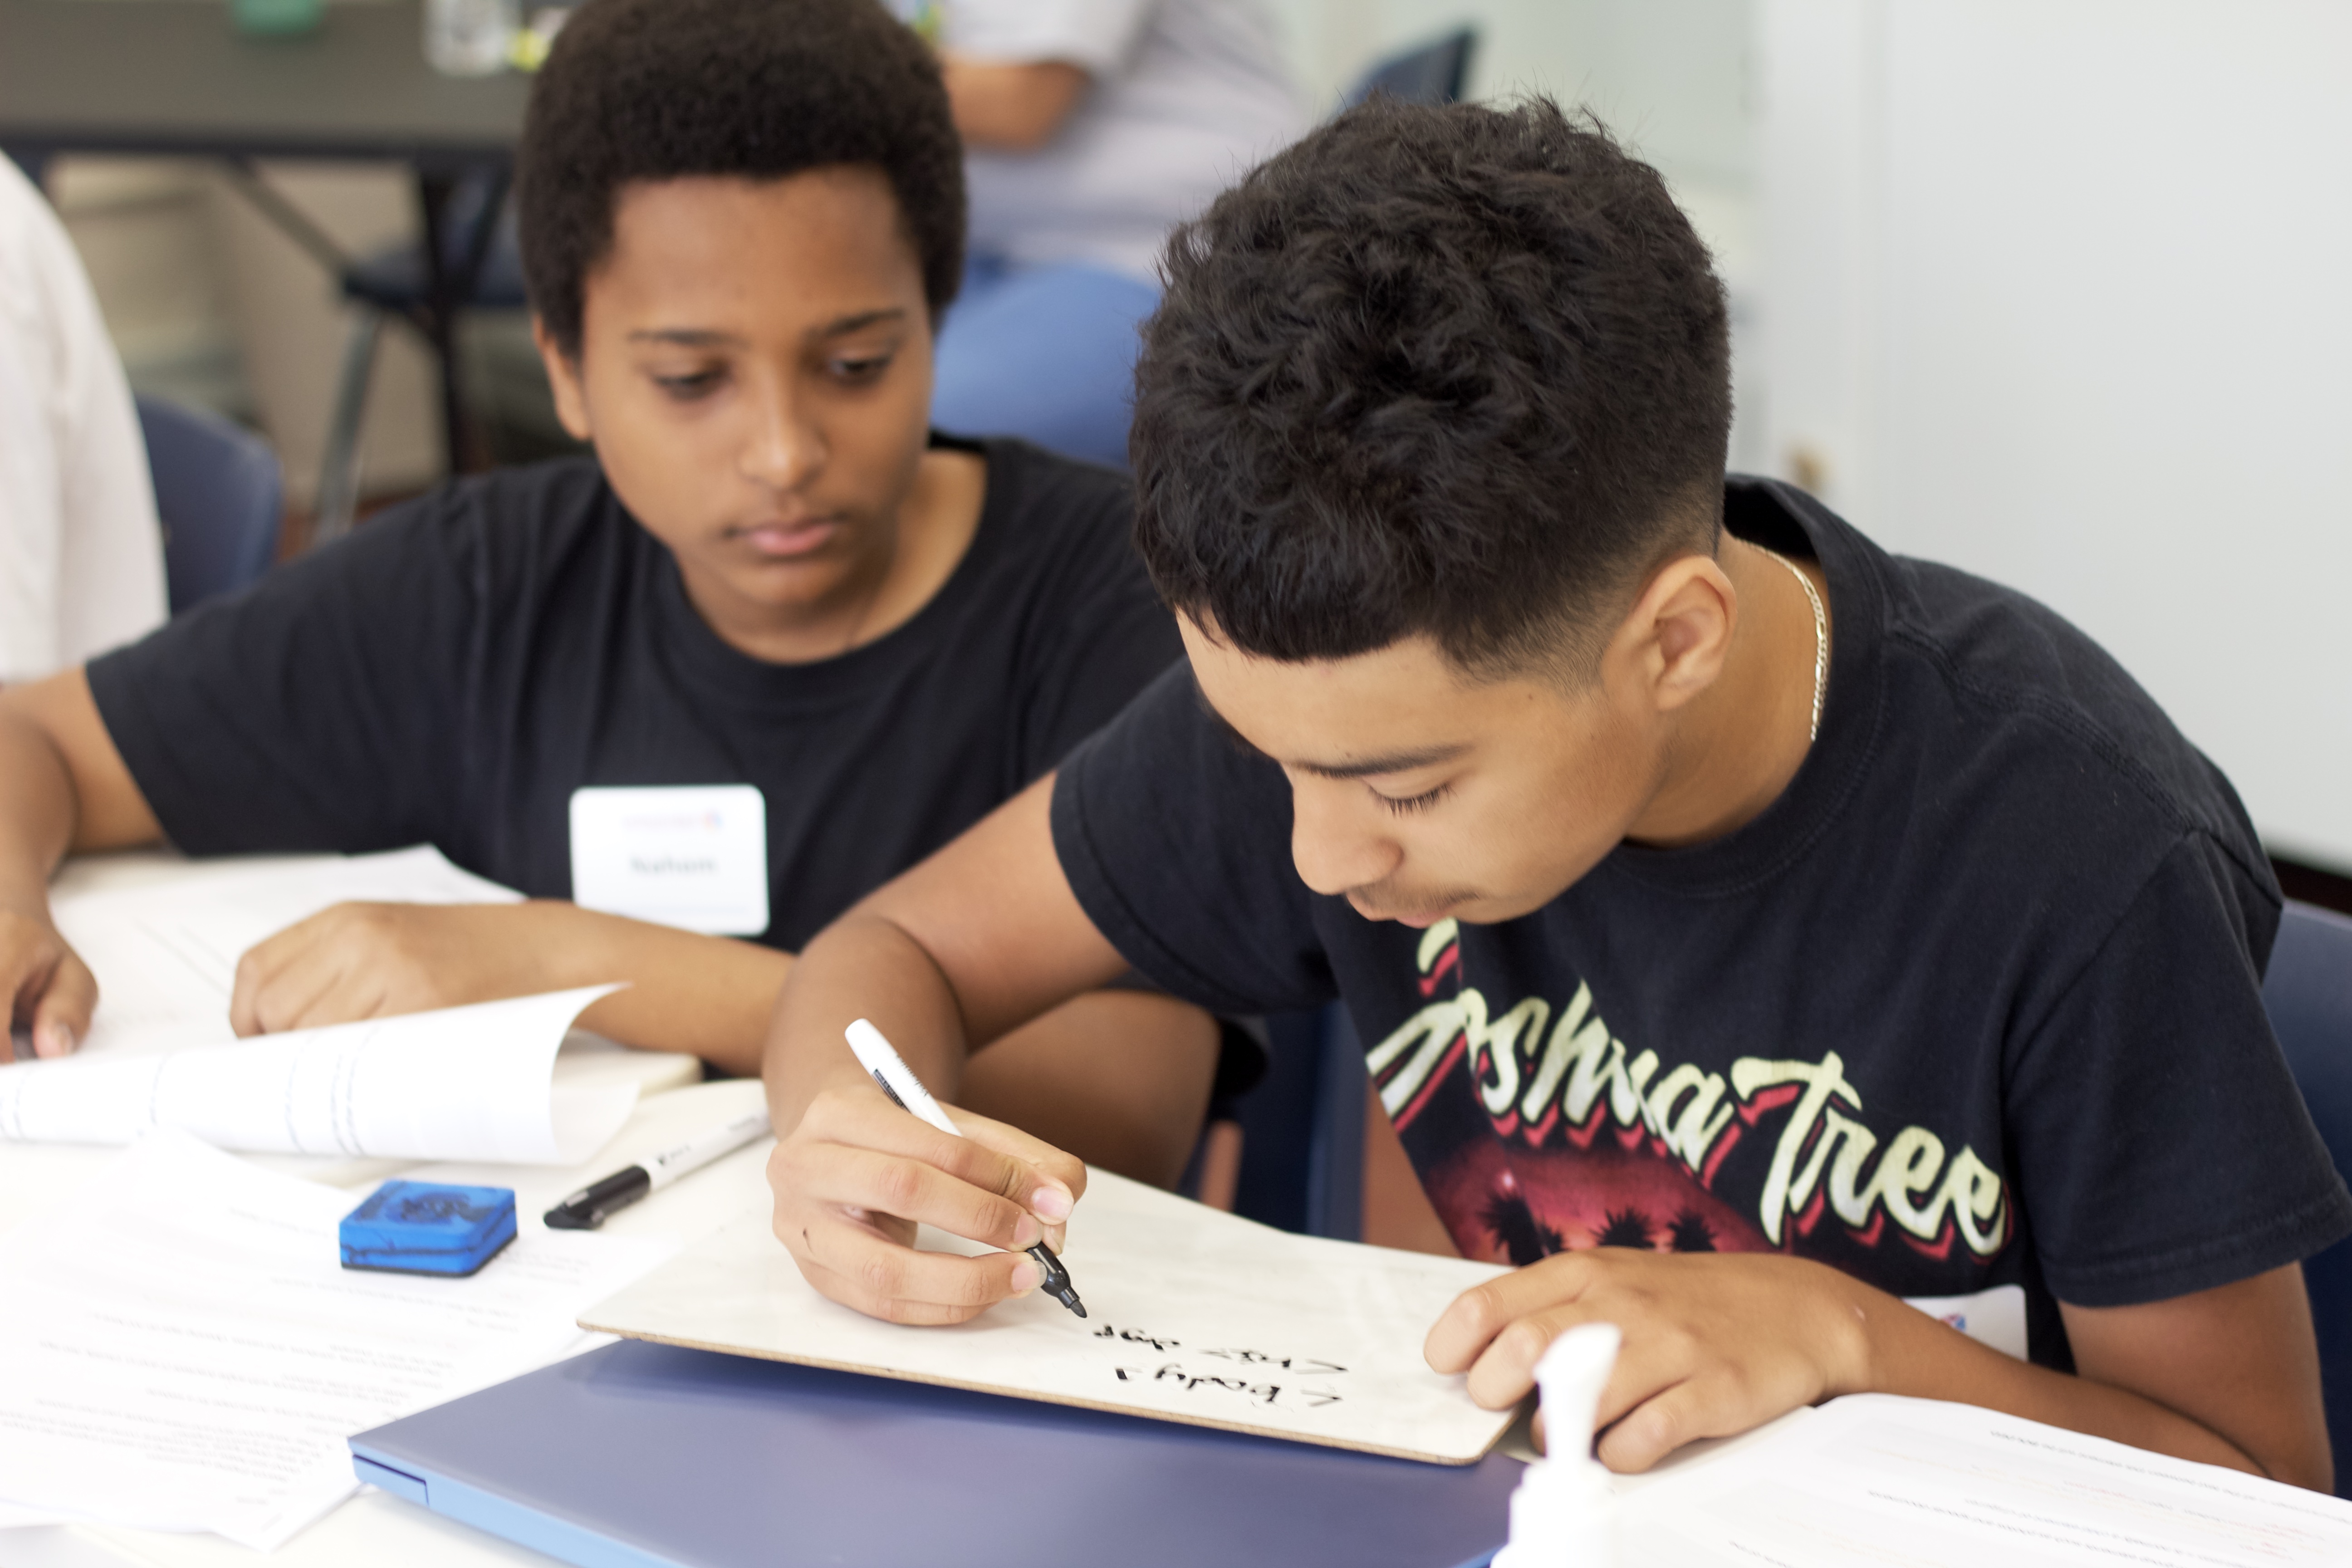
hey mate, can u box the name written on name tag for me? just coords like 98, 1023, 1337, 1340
568, 785, 770, 936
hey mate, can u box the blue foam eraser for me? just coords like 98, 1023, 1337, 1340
339, 1181, 518, 1277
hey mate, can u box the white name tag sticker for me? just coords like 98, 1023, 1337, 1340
1902, 1283, 2029, 1361
568, 785, 770, 937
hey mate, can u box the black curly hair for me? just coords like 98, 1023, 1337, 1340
1131, 98, 1731, 679
517, 0, 965, 360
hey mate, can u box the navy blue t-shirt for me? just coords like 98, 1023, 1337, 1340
91, 437, 1180, 953
1052, 477, 2352, 1369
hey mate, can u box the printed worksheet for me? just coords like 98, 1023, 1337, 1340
44, 845, 520, 1055
1618, 1391, 2352, 1565
0, 1132, 674, 1550
580, 1169, 1517, 1464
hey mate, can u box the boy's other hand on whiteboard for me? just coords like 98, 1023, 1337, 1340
768, 1078, 1085, 1325
0, 909, 96, 1061
1423, 1248, 1874, 1473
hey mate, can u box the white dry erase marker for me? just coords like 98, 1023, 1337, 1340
844, 1017, 1087, 1318
543, 1107, 773, 1230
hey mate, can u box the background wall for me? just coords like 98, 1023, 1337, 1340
44, 161, 245, 417
1758, 0, 2352, 871
1270, 0, 1749, 187
50, 158, 443, 511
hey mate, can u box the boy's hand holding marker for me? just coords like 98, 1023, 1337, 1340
845, 1019, 1085, 1317
768, 1016, 1087, 1327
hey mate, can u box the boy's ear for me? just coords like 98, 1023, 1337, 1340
531, 315, 595, 442
1608, 553, 1736, 717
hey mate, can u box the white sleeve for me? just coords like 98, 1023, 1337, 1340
0, 161, 166, 683
0, 162, 69, 683
941, 0, 1157, 75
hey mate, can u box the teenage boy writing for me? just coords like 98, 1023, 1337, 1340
0, 0, 1223, 1185
761, 100, 2350, 1485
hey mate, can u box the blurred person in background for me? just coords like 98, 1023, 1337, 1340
0, 158, 167, 686
900, 0, 1305, 469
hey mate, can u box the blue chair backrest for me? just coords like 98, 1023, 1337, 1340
1346, 28, 1477, 109
2263, 899, 2352, 1497
137, 395, 284, 614
1230, 1004, 1367, 1240
342, 206, 529, 313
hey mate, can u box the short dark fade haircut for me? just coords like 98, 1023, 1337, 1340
1131, 98, 1731, 679
517, 0, 965, 359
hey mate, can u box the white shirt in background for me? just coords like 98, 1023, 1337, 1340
920, 0, 1307, 281
0, 157, 167, 685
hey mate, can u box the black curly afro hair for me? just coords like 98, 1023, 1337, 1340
1132, 98, 1731, 680
518, 0, 965, 359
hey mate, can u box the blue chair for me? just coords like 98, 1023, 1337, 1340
931, 258, 1162, 473
137, 395, 284, 615
313, 172, 527, 545
1225, 1004, 1367, 1240
2264, 899, 2352, 1498
1347, 28, 1478, 109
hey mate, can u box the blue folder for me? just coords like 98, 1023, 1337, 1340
351, 1338, 1519, 1568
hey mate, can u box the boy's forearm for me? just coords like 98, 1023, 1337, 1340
939, 57, 1089, 152
500, 902, 791, 1076
960, 992, 1221, 1189
761, 914, 975, 1134
1842, 1274, 2293, 1484
0, 711, 81, 919
0, 671, 163, 906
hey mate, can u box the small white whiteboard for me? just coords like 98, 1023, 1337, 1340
579, 1170, 1518, 1465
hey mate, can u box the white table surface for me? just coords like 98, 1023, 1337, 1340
5, 849, 740, 1566
3, 1078, 777, 1568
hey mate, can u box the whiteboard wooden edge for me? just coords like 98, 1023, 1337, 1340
573, 1312, 1518, 1469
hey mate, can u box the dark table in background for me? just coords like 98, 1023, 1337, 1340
0, 0, 535, 472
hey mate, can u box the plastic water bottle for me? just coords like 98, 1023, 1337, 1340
424, 0, 519, 77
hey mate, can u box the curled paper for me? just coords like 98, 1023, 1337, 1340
0, 986, 635, 1165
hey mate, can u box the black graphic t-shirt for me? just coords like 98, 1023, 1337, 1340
1052, 478, 2352, 1369
90, 436, 1180, 952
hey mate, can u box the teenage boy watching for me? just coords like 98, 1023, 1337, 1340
761, 99, 2350, 1485
0, 0, 1224, 1185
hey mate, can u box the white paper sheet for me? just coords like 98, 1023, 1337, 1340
41, 846, 520, 1057
0, 985, 637, 1165
1623, 1392, 2352, 1565
580, 1168, 1519, 1464
0, 1132, 674, 1551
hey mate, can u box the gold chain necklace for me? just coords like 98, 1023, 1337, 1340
1760, 548, 1828, 743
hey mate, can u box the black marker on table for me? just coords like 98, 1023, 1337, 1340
844, 1017, 1086, 1318
544, 1107, 773, 1230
